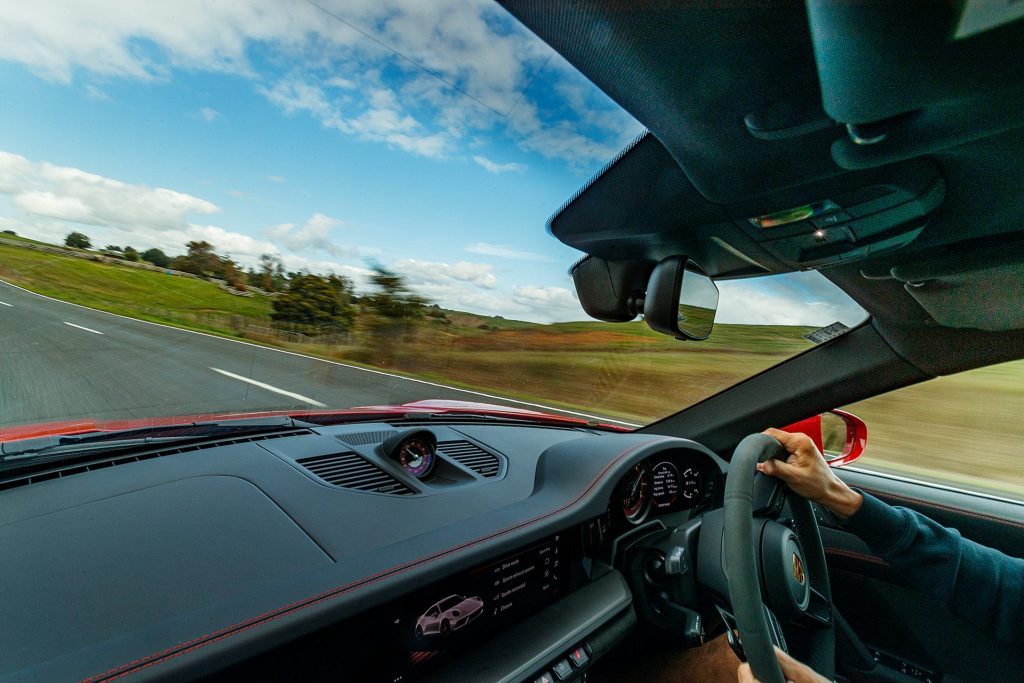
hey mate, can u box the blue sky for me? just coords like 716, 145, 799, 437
0, 0, 863, 325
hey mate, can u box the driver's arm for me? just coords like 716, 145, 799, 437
761, 428, 1024, 644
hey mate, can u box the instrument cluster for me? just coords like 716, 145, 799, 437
614, 449, 715, 526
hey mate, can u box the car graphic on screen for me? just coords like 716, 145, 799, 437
414, 594, 485, 640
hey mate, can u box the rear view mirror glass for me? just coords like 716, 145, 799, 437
677, 261, 719, 340
644, 256, 719, 340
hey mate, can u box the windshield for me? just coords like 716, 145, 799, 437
0, 1, 865, 433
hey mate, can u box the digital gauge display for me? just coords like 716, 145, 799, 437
680, 466, 704, 502
651, 461, 680, 509
651, 460, 704, 511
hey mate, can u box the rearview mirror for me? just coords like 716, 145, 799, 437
644, 257, 719, 340
782, 410, 867, 468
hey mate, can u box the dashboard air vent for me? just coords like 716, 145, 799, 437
338, 430, 393, 446
0, 429, 312, 493
439, 440, 501, 478
297, 452, 414, 495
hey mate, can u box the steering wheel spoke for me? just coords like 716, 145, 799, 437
752, 472, 787, 518
715, 602, 789, 666
798, 586, 834, 629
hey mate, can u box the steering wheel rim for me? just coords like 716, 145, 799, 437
724, 433, 835, 683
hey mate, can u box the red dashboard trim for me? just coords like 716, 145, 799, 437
80, 438, 665, 682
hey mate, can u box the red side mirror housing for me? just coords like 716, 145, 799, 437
782, 409, 867, 468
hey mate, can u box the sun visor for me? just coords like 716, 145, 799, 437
807, 1, 1024, 169
808, 0, 1024, 124
879, 234, 1024, 331
902, 264, 1024, 331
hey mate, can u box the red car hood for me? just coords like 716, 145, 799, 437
0, 399, 628, 443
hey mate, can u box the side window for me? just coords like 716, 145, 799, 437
841, 359, 1024, 500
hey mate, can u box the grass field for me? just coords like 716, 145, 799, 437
2, 239, 1022, 499
0, 243, 273, 330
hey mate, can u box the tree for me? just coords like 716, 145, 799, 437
258, 253, 288, 292
363, 266, 429, 319
123, 246, 140, 261
271, 273, 356, 329
218, 257, 246, 290
171, 240, 220, 276
141, 248, 171, 268
104, 245, 122, 252
246, 266, 261, 288
65, 232, 91, 249
1, 229, 15, 236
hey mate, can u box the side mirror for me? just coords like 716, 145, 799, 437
782, 410, 867, 468
644, 257, 719, 340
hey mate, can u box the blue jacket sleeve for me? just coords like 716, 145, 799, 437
841, 491, 1024, 643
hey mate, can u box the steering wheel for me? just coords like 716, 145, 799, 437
723, 433, 836, 683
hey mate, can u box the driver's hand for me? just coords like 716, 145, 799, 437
737, 646, 832, 683
758, 428, 863, 519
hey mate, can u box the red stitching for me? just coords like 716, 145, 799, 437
863, 488, 1024, 531
825, 548, 889, 567
81, 438, 664, 682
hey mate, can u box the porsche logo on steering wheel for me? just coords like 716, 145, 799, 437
792, 553, 806, 585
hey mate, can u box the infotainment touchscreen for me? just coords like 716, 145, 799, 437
389, 532, 566, 680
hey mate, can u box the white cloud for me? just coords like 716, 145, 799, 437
195, 106, 223, 123
326, 76, 356, 90
0, 149, 279, 265
267, 212, 359, 259
716, 274, 866, 327
511, 285, 581, 317
84, 83, 109, 100
259, 79, 450, 159
280, 253, 376, 285
473, 155, 525, 174
464, 242, 550, 261
187, 223, 278, 260
266, 175, 286, 183
0, 0, 638, 171
392, 258, 497, 289
0, 0, 325, 83
0, 150, 218, 234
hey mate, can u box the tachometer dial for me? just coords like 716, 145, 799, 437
400, 437, 436, 478
680, 466, 704, 502
620, 463, 651, 524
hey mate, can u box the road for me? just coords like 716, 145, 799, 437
0, 280, 618, 429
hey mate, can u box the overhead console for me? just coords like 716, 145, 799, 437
732, 159, 944, 269
552, 133, 945, 319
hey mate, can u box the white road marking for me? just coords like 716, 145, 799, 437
0, 278, 639, 426
210, 367, 328, 407
64, 321, 103, 335
0, 300, 11, 307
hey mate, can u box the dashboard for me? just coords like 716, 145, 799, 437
0, 419, 725, 682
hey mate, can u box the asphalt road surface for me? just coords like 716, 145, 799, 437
0, 280, 621, 429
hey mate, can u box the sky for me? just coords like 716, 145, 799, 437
0, 0, 865, 326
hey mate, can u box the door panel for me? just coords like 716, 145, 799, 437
820, 468, 1024, 682
840, 468, 1024, 556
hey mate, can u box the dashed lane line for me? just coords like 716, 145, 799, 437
210, 367, 328, 408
